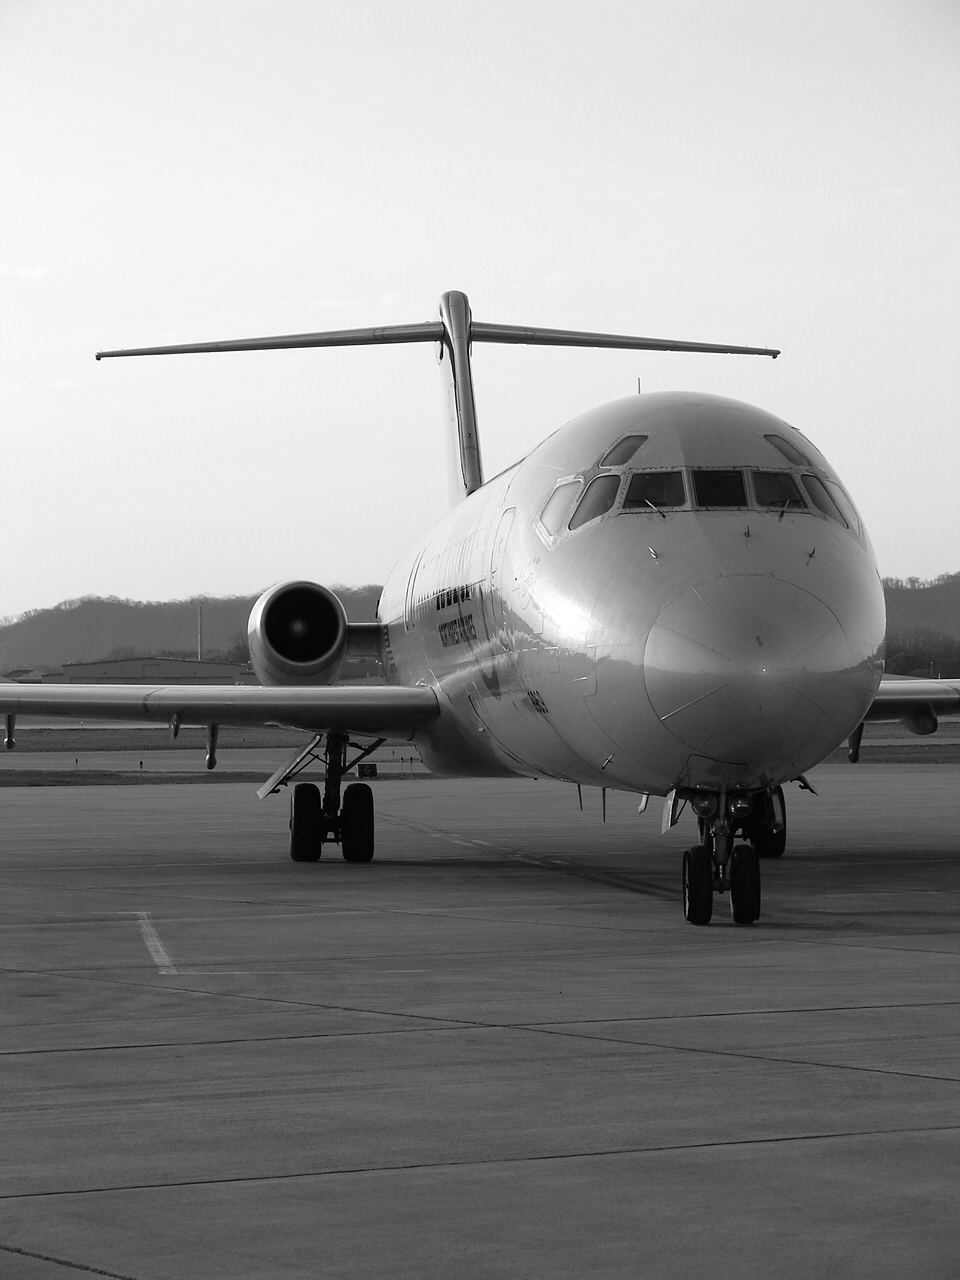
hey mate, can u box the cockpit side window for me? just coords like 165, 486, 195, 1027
764, 433, 811, 467
751, 471, 806, 510
569, 474, 621, 530
622, 471, 686, 510
692, 469, 747, 508
801, 474, 847, 526
823, 479, 862, 533
599, 434, 648, 467
539, 480, 582, 536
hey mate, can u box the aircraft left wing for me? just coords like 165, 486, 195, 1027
863, 678, 960, 732
0, 683, 438, 740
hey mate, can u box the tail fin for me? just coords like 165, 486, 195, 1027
97, 295, 779, 506
438, 291, 483, 503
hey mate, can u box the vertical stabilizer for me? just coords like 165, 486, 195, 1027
438, 291, 484, 503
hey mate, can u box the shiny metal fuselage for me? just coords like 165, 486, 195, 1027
379, 392, 885, 797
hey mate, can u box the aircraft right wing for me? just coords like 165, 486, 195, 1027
0, 682, 438, 740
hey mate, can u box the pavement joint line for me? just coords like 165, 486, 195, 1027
9, 960, 960, 1038
745, 933, 960, 959
517, 1022, 960, 1084
4, 1123, 958, 1201
6, 1009, 959, 1085
0, 1243, 142, 1279
523, 999, 960, 1024
5, 999, 958, 1058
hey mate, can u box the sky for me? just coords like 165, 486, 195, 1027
1, 0, 958, 620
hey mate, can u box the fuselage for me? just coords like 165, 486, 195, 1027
379, 391, 885, 796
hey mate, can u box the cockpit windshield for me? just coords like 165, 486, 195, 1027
539, 480, 582, 536
692, 469, 747, 508
569, 474, 621, 529
751, 471, 806, 510
548, 455, 860, 540
622, 471, 686, 509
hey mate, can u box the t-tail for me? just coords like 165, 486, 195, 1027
96, 291, 779, 505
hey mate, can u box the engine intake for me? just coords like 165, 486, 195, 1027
247, 581, 349, 686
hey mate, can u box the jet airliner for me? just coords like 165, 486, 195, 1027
3, 291, 958, 925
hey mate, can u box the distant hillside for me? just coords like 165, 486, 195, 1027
883, 573, 960, 641
3, 573, 958, 676
0, 587, 381, 673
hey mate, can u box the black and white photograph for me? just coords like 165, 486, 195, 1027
2, 1, 958, 1275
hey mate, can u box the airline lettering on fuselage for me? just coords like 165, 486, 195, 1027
438, 614, 478, 647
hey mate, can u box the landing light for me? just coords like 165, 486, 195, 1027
690, 793, 718, 817
727, 795, 754, 817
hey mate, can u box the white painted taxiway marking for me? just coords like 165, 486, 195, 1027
135, 911, 178, 974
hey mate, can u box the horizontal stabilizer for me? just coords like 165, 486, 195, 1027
96, 321, 444, 360
471, 321, 779, 359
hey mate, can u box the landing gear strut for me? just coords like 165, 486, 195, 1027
743, 786, 787, 859
288, 732, 378, 863
679, 787, 782, 926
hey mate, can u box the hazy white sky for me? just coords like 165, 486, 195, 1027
2, 0, 958, 619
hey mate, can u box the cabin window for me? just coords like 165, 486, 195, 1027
622, 470, 686, 510
569, 475, 622, 530
751, 471, 806, 510
801, 474, 847, 526
692, 469, 748, 508
599, 434, 648, 467
539, 480, 582, 536
764, 433, 811, 467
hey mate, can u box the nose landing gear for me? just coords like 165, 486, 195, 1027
681, 795, 769, 926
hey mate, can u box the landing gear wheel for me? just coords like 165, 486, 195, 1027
340, 782, 375, 863
729, 844, 761, 924
290, 783, 322, 862
682, 846, 713, 925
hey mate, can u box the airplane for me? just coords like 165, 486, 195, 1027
3, 291, 958, 926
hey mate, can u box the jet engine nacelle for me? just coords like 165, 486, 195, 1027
247, 581, 349, 686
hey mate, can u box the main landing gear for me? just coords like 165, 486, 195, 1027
680, 786, 786, 926
289, 732, 376, 864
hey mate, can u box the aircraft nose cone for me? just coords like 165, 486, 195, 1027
643, 576, 856, 764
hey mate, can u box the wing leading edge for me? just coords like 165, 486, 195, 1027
0, 683, 438, 739
864, 678, 960, 731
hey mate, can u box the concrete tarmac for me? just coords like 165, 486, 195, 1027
2, 764, 959, 1278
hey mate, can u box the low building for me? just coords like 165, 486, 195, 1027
41, 658, 258, 685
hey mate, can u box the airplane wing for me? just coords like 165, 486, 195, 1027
0, 683, 438, 739
863, 678, 960, 728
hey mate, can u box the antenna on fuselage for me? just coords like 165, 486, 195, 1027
96, 293, 780, 503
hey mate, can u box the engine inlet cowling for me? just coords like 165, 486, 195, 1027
247, 581, 349, 686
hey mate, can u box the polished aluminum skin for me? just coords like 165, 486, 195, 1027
382, 391, 886, 796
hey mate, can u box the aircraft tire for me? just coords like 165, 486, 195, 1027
341, 782, 375, 863
290, 783, 322, 862
683, 847, 713, 925
730, 844, 761, 924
